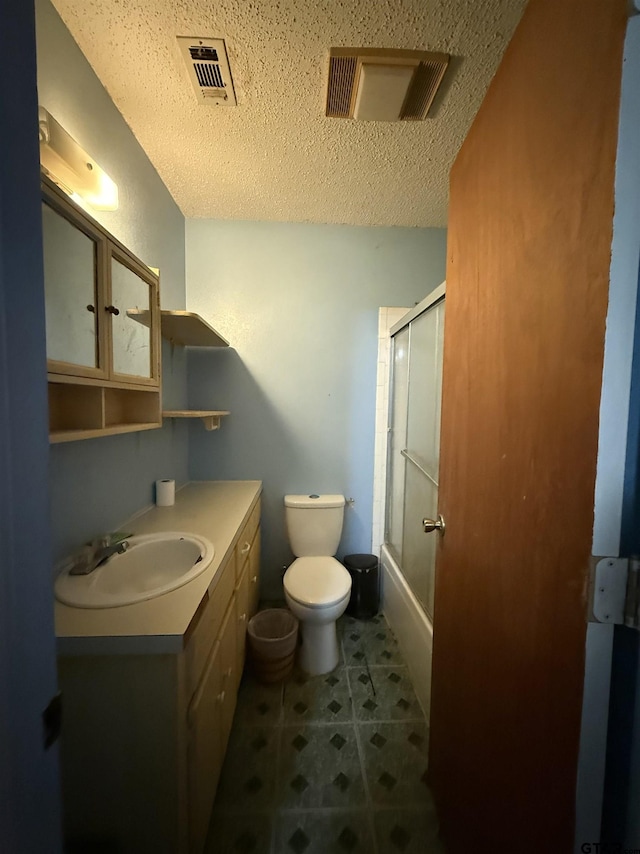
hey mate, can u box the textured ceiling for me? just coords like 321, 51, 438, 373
51, 0, 527, 227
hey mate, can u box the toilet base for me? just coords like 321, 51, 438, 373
298, 621, 340, 675
284, 588, 350, 677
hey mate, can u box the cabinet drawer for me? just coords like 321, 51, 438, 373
185, 556, 235, 697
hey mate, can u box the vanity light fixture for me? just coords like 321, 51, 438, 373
38, 106, 119, 211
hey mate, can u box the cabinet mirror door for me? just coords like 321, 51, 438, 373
42, 199, 104, 377
109, 250, 158, 383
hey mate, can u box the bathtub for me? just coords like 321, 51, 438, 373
380, 543, 433, 723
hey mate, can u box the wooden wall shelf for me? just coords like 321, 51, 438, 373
162, 410, 230, 431
129, 310, 230, 348
50, 422, 161, 445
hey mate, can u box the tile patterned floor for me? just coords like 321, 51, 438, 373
205, 613, 444, 854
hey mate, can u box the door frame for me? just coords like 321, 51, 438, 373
379, 283, 445, 717
0, 0, 62, 849
389, 282, 446, 338
583, 12, 640, 849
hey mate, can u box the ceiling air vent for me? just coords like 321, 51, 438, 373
326, 48, 449, 121
177, 37, 237, 106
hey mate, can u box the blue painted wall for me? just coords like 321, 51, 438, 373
186, 220, 446, 597
35, 0, 190, 561
0, 0, 61, 848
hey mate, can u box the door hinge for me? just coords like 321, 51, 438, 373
593, 557, 640, 629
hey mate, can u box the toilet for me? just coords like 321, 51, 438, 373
283, 494, 352, 675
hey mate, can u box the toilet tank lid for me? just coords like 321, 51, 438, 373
285, 494, 345, 509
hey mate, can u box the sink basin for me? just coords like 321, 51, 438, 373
54, 532, 215, 609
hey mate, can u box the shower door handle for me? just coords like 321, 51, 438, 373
423, 514, 445, 535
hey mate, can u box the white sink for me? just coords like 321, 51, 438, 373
55, 532, 215, 609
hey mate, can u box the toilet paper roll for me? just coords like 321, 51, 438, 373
155, 479, 175, 507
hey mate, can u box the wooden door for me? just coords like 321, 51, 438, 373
428, 1, 627, 851
1, 1, 62, 847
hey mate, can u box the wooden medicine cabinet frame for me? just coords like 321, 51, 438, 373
42, 175, 162, 443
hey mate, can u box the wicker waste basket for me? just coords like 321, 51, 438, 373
247, 608, 299, 683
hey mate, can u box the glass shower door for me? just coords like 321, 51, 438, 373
386, 293, 445, 619
386, 325, 410, 560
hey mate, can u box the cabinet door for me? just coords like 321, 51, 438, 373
235, 568, 249, 690
185, 556, 235, 698
218, 602, 237, 755
187, 640, 223, 854
42, 193, 107, 379
248, 527, 261, 619
108, 245, 160, 386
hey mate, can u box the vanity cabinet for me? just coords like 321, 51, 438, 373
42, 175, 161, 442
57, 489, 261, 854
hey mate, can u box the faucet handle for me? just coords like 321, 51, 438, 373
67, 534, 132, 577
109, 531, 133, 544
67, 544, 96, 576
91, 532, 132, 548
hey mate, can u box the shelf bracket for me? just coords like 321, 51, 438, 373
203, 415, 222, 431
162, 410, 230, 431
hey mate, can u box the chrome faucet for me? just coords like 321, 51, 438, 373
68, 532, 132, 576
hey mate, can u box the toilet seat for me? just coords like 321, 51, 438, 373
284, 557, 351, 608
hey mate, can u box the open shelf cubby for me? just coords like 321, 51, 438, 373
49, 383, 103, 435
104, 387, 161, 427
49, 382, 162, 444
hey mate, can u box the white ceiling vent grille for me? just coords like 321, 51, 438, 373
177, 37, 237, 106
326, 56, 358, 117
326, 48, 450, 122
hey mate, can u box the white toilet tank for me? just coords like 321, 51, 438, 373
284, 494, 345, 556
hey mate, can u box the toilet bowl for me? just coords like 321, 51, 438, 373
283, 556, 351, 674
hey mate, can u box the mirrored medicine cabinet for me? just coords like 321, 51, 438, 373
41, 175, 162, 443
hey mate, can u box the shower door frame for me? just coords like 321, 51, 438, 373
384, 282, 446, 620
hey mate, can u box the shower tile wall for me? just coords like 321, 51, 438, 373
206, 614, 443, 854
372, 308, 410, 557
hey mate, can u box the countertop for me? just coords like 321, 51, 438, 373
55, 480, 262, 656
